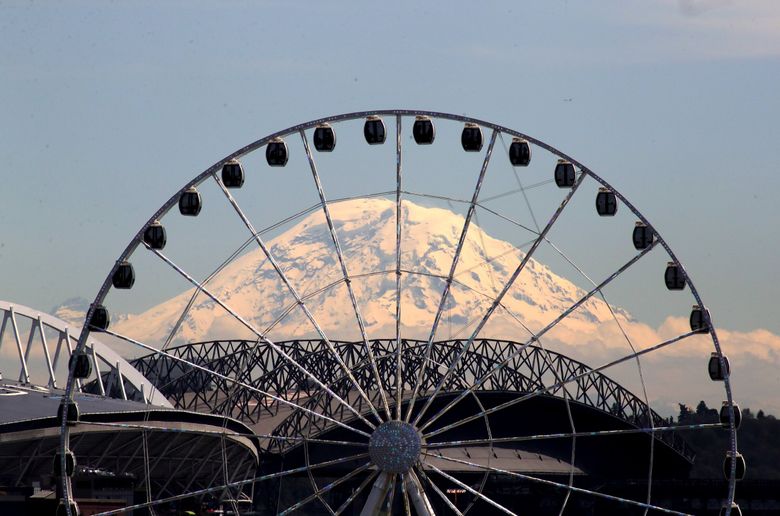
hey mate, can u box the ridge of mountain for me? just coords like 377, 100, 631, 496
113, 198, 631, 347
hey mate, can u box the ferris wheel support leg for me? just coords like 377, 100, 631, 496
360, 472, 393, 516
406, 471, 436, 516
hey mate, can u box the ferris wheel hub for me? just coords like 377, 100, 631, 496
368, 421, 422, 474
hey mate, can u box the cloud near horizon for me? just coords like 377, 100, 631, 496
504, 313, 780, 416
0, 304, 780, 415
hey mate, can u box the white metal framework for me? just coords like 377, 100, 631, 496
59, 110, 739, 516
0, 300, 168, 405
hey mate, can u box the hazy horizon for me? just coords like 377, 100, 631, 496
1, 1, 779, 416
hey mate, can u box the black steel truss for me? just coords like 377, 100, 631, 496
131, 338, 693, 460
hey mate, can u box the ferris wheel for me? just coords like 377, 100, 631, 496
58, 110, 742, 516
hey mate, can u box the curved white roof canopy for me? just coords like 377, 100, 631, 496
0, 300, 171, 408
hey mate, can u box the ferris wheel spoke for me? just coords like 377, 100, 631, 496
400, 189, 540, 236
269, 337, 458, 436
600, 289, 656, 515
529, 236, 660, 514
452, 243, 534, 288
415, 465, 464, 515
418, 237, 656, 433
155, 194, 370, 353
421, 452, 692, 516
267, 278, 344, 329
301, 425, 322, 512
537, 339, 577, 516
405, 129, 499, 423
530, 340, 576, 516
412, 171, 587, 427
219, 434, 241, 516
262, 265, 501, 340
360, 472, 394, 516
384, 473, 398, 514
400, 473, 413, 516
154, 199, 340, 353
212, 174, 384, 425
160, 236, 257, 353
441, 242, 648, 511
161, 190, 401, 349
140, 430, 153, 507
565, 248, 657, 513
457, 199, 573, 515
80, 420, 369, 447
423, 422, 724, 448
498, 133, 542, 232
99, 327, 372, 439
402, 188, 541, 235
278, 461, 374, 516
89, 452, 370, 516
147, 245, 376, 429
312, 339, 463, 405
425, 462, 515, 515
261, 342, 419, 403
441, 273, 536, 341
494, 135, 580, 516
395, 114, 404, 421
474, 176, 556, 202
422, 329, 698, 440
300, 129, 392, 421
152, 339, 262, 411
335, 469, 380, 515
405, 470, 435, 516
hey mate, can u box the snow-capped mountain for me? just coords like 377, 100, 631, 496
64, 197, 768, 416
46, 197, 780, 417
113, 198, 634, 349
50, 297, 90, 328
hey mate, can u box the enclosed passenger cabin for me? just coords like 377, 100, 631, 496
266, 138, 289, 166
53, 451, 76, 477
221, 159, 244, 188
720, 503, 742, 516
178, 187, 202, 216
69, 352, 92, 379
664, 262, 686, 290
708, 352, 730, 381
56, 501, 79, 516
720, 401, 742, 429
412, 116, 435, 145
313, 124, 336, 152
632, 222, 654, 250
596, 188, 618, 216
509, 137, 531, 166
461, 123, 483, 152
724, 452, 746, 481
88, 304, 110, 331
689, 305, 710, 333
57, 401, 80, 425
112, 261, 135, 289
554, 159, 576, 187
143, 221, 167, 250
364, 116, 386, 145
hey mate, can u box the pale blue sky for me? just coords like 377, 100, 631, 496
1, 0, 778, 338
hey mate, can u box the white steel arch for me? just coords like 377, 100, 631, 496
0, 300, 170, 407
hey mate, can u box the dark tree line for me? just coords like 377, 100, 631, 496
675, 401, 780, 479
